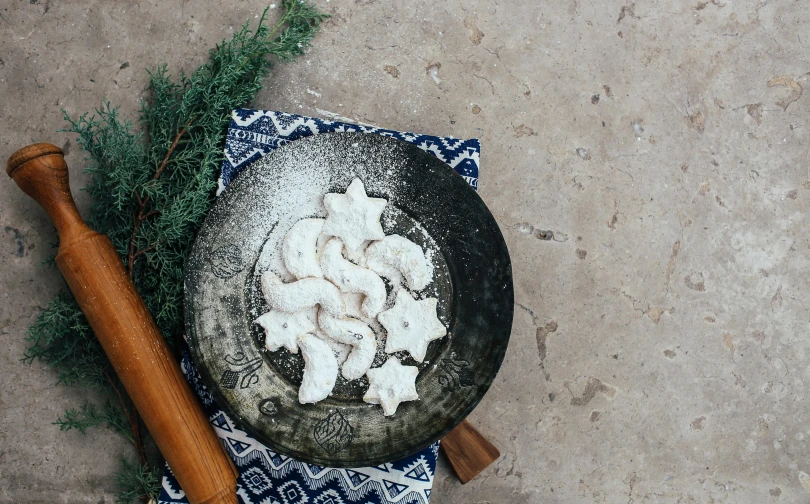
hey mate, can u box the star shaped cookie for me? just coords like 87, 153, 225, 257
364, 357, 419, 416
322, 178, 387, 251
254, 309, 315, 353
378, 290, 446, 363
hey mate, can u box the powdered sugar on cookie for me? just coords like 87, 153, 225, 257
322, 178, 387, 251
321, 237, 387, 317
318, 310, 377, 381
298, 334, 339, 404
363, 357, 419, 416
254, 309, 314, 353
261, 271, 345, 317
378, 289, 446, 363
281, 218, 325, 279
365, 234, 434, 291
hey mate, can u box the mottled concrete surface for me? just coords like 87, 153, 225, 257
2, 0, 809, 502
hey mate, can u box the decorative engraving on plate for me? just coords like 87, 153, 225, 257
211, 244, 244, 279
220, 352, 263, 389
437, 352, 475, 392
258, 398, 278, 417
313, 410, 354, 454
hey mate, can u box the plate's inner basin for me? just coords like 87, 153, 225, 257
245, 202, 453, 401
186, 133, 513, 467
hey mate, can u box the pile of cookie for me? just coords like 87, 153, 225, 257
255, 178, 446, 416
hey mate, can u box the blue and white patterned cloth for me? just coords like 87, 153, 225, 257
159, 109, 481, 504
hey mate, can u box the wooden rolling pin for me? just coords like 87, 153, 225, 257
6, 144, 238, 504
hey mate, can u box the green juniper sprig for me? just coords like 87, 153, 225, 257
23, 2, 327, 502
114, 458, 162, 504
55, 400, 132, 442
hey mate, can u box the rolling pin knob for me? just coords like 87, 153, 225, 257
6, 142, 64, 176
6, 143, 93, 249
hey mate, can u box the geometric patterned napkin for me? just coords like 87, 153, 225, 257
158, 109, 480, 504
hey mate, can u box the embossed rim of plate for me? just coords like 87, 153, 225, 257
185, 132, 513, 467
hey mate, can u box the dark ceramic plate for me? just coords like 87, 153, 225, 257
185, 132, 513, 467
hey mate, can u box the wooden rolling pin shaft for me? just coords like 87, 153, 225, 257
7, 144, 238, 504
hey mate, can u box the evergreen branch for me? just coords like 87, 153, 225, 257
114, 458, 161, 504
100, 400, 136, 443
126, 121, 188, 276
54, 400, 135, 445
266, 0, 329, 61
127, 206, 149, 277
153, 126, 189, 181
133, 245, 156, 259
54, 402, 105, 435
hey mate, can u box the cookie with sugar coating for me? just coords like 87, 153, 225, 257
321, 237, 386, 317
318, 310, 377, 381
298, 333, 338, 404
261, 271, 345, 317
365, 234, 433, 291
378, 290, 446, 363
363, 357, 419, 416
254, 309, 314, 353
281, 218, 325, 279
322, 178, 387, 252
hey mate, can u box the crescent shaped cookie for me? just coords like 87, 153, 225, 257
281, 218, 325, 279
321, 238, 387, 317
261, 271, 345, 317
298, 333, 338, 404
254, 309, 315, 353
363, 357, 419, 416
318, 310, 377, 381
365, 234, 434, 291
378, 290, 446, 363
322, 178, 387, 252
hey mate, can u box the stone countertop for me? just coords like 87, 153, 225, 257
1, 1, 809, 502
